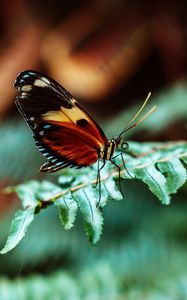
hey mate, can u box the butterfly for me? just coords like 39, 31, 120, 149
14, 70, 156, 186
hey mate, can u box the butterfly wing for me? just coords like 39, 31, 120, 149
35, 122, 102, 172
14, 70, 108, 172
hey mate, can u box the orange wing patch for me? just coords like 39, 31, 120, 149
42, 100, 107, 145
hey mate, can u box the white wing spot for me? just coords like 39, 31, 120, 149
56, 162, 63, 166
21, 85, 32, 91
47, 156, 54, 160
41, 77, 50, 84
43, 152, 49, 157
52, 158, 58, 163
34, 79, 48, 87
21, 92, 28, 96
23, 74, 29, 78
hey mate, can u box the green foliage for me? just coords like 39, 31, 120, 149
1, 214, 187, 299
0, 119, 44, 184
73, 186, 104, 244
0, 209, 35, 255
0, 180, 187, 299
55, 192, 78, 230
103, 82, 187, 138
125, 141, 187, 203
1, 141, 186, 254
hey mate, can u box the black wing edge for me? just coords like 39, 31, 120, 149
40, 161, 65, 173
14, 70, 74, 109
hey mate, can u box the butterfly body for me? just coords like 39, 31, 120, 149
14, 70, 122, 173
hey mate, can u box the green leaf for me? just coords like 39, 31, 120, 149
15, 181, 40, 209
181, 155, 187, 164
157, 157, 187, 194
54, 192, 78, 230
35, 180, 62, 200
134, 164, 170, 204
73, 186, 103, 244
0, 209, 35, 254
94, 175, 123, 207
103, 177, 123, 202
58, 174, 75, 187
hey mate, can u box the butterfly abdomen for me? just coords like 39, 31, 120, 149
100, 139, 120, 162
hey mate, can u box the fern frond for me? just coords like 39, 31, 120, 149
1, 141, 186, 253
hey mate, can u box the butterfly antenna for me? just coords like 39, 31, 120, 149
127, 92, 151, 126
118, 92, 157, 138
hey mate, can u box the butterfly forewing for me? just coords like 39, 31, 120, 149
14, 70, 108, 171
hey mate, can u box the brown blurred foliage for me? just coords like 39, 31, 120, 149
0, 0, 186, 117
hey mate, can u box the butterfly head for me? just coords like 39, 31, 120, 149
114, 136, 122, 145
114, 136, 129, 151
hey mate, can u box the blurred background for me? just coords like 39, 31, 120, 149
0, 0, 187, 299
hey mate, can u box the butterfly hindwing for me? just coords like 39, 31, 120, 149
33, 122, 100, 171
14, 70, 108, 171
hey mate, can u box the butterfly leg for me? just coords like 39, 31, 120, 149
109, 158, 124, 198
94, 160, 106, 207
120, 142, 134, 178
119, 152, 134, 179
113, 151, 133, 179
94, 159, 100, 189
94, 160, 106, 188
